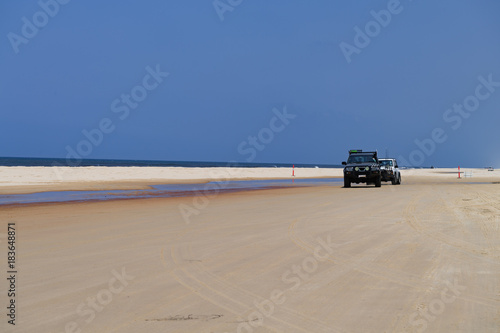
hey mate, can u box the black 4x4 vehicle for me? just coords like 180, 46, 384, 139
342, 150, 381, 188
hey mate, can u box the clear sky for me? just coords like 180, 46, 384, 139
1, 0, 499, 167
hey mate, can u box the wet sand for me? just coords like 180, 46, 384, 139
0, 179, 342, 206
1, 170, 499, 332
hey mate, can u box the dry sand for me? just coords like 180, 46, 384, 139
1, 168, 499, 332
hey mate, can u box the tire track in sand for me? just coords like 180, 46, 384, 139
164, 235, 344, 333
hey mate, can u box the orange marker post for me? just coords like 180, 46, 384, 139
292, 165, 295, 177
458, 166, 461, 179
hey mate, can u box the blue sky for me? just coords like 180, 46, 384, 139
1, 0, 500, 167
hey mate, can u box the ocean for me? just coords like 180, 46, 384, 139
0, 157, 342, 169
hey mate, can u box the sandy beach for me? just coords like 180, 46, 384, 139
0, 166, 343, 194
1, 167, 499, 332
0, 166, 496, 194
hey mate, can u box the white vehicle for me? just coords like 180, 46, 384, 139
379, 158, 401, 185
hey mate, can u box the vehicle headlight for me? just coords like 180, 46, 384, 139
355, 167, 359, 171
365, 166, 370, 171
345, 167, 353, 171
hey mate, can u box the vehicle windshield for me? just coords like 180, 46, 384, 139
380, 160, 393, 166
347, 155, 377, 164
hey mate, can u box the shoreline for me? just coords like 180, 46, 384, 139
0, 178, 343, 207
0, 166, 343, 195
0, 166, 498, 195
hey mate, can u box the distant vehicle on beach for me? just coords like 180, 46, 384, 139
342, 150, 381, 188
379, 158, 401, 185
487, 166, 494, 171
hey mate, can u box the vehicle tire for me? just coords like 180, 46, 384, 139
375, 175, 381, 187
391, 176, 397, 185
397, 174, 402, 185
344, 178, 351, 188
